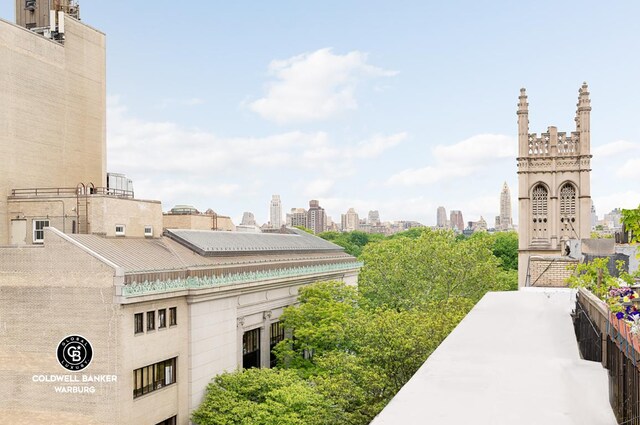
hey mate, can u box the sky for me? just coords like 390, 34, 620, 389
2, 1, 639, 227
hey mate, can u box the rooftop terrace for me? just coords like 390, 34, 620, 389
371, 288, 616, 425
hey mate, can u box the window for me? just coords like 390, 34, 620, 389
158, 309, 166, 329
560, 183, 576, 217
155, 416, 177, 425
243, 328, 261, 369
147, 311, 155, 331
33, 219, 50, 244
270, 321, 285, 368
144, 225, 153, 237
133, 358, 176, 398
134, 313, 144, 334
169, 307, 177, 326
115, 225, 126, 236
531, 184, 549, 241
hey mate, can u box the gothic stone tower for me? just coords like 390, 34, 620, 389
517, 83, 592, 286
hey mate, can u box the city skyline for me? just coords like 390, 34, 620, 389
2, 2, 638, 226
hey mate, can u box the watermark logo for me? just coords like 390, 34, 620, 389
56, 335, 93, 372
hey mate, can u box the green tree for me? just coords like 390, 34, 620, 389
273, 281, 359, 374
622, 204, 640, 243
273, 281, 474, 424
191, 368, 344, 425
490, 232, 518, 271
358, 229, 502, 310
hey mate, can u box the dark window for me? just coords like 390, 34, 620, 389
243, 328, 261, 369
158, 309, 166, 329
270, 321, 285, 368
134, 313, 144, 334
169, 307, 177, 326
133, 358, 176, 398
33, 219, 49, 243
155, 416, 177, 425
147, 311, 155, 331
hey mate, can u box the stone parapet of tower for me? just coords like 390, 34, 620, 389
517, 83, 592, 287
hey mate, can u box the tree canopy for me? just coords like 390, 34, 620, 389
193, 228, 520, 425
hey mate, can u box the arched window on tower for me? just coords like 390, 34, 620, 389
531, 184, 548, 242
559, 183, 577, 240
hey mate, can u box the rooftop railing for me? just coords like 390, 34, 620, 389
574, 288, 640, 424
10, 187, 134, 198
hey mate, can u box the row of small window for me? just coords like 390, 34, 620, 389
133, 357, 176, 398
135, 308, 177, 334
116, 224, 153, 237
32, 219, 153, 243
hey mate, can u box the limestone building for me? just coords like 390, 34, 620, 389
341, 207, 360, 232
1, 1, 106, 245
517, 84, 592, 286
286, 207, 307, 228
0, 4, 362, 424
0, 227, 360, 424
449, 210, 464, 233
436, 206, 447, 228
496, 182, 513, 231
269, 195, 282, 229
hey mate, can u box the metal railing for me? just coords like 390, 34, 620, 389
10, 187, 134, 198
572, 298, 602, 362
575, 292, 640, 424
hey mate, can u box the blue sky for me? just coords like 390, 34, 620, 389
2, 1, 639, 226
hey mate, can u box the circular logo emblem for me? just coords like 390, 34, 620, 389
57, 335, 93, 372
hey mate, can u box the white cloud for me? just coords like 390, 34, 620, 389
352, 132, 407, 158
387, 134, 516, 186
304, 179, 335, 197
593, 190, 640, 217
617, 158, 640, 178
250, 48, 397, 124
592, 140, 640, 158
106, 96, 405, 211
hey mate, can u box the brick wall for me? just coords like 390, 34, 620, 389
529, 257, 577, 287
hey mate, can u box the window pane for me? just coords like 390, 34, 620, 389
158, 309, 166, 328
134, 313, 143, 334
169, 307, 177, 326
147, 311, 155, 330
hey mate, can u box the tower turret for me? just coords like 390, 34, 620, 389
517, 88, 529, 157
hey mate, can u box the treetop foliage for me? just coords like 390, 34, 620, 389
193, 227, 519, 425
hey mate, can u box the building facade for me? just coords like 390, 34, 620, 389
436, 206, 447, 228
307, 200, 326, 234
496, 182, 513, 231
517, 84, 592, 286
449, 210, 464, 232
0, 227, 360, 424
0, 6, 106, 245
269, 195, 282, 229
367, 210, 380, 226
341, 208, 360, 232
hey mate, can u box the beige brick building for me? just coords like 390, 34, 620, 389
0, 227, 360, 424
0, 4, 106, 245
517, 84, 593, 286
0, 4, 362, 424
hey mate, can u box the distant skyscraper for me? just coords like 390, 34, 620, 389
436, 206, 447, 228
269, 195, 282, 228
591, 202, 597, 229
498, 182, 513, 231
287, 208, 307, 228
307, 200, 326, 234
450, 210, 464, 232
368, 210, 380, 225
240, 212, 257, 226
341, 208, 360, 232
